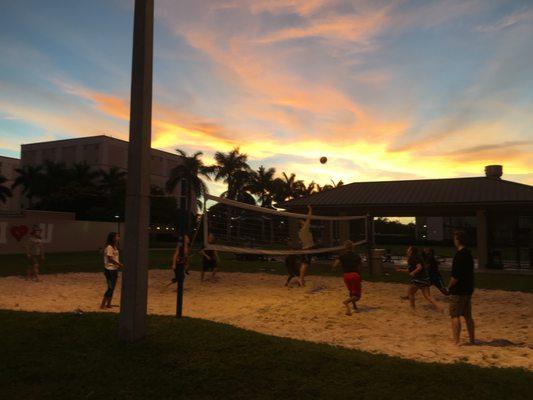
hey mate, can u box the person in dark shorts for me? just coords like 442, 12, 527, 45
423, 248, 449, 295
447, 231, 475, 345
332, 240, 362, 316
285, 254, 301, 286
284, 239, 302, 287
201, 233, 219, 282
397, 246, 440, 311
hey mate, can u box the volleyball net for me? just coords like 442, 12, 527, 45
202, 194, 367, 256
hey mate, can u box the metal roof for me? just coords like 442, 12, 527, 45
281, 177, 533, 208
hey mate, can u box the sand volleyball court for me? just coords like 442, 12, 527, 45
0, 270, 531, 370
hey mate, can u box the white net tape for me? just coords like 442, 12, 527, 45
203, 194, 367, 256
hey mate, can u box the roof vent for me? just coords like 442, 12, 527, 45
485, 165, 502, 179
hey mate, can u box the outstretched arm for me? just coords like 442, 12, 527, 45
410, 263, 423, 277
201, 249, 211, 260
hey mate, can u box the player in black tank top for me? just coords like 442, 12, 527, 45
397, 246, 441, 312
201, 234, 219, 282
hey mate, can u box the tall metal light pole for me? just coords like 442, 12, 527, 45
119, 0, 154, 342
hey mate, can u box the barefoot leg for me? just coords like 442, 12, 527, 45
408, 285, 418, 310
421, 287, 441, 311
342, 298, 352, 315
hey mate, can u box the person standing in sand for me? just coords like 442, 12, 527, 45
298, 205, 314, 286
201, 234, 219, 282
26, 225, 44, 282
101, 232, 123, 309
448, 231, 476, 345
332, 240, 362, 315
398, 246, 440, 312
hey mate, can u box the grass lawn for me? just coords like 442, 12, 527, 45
0, 310, 531, 400
1, 249, 532, 293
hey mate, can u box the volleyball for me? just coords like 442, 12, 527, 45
320, 156, 328, 164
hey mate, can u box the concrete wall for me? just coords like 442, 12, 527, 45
0, 218, 118, 254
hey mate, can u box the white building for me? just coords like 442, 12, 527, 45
20, 135, 192, 210
0, 155, 21, 213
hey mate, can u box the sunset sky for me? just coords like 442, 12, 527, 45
1, 0, 532, 195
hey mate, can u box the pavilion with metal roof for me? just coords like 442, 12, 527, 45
281, 165, 533, 271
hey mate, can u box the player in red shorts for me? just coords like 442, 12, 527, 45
332, 240, 362, 315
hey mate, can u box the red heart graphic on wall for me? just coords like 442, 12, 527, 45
10, 225, 29, 241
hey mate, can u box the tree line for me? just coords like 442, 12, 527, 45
0, 147, 342, 223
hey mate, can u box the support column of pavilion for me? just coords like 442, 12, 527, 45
365, 214, 375, 276
119, 0, 154, 342
476, 210, 488, 270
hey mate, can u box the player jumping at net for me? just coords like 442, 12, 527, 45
332, 240, 362, 315
298, 205, 314, 286
284, 240, 301, 287
201, 233, 219, 282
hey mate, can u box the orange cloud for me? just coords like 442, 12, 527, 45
257, 9, 390, 45
5, 1, 530, 190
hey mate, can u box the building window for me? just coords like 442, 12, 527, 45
61, 146, 77, 165
42, 148, 56, 162
82, 144, 100, 165
22, 150, 37, 165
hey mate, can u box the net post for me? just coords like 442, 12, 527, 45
365, 214, 374, 276
203, 196, 209, 248
176, 277, 184, 318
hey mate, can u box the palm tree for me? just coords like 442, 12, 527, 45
272, 172, 305, 203
231, 169, 255, 205
316, 184, 331, 192
211, 147, 251, 200
12, 165, 44, 208
0, 175, 12, 204
98, 166, 127, 195
247, 166, 276, 207
97, 166, 127, 221
296, 181, 317, 197
70, 162, 99, 188
317, 179, 344, 192
166, 149, 212, 211
42, 160, 70, 192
